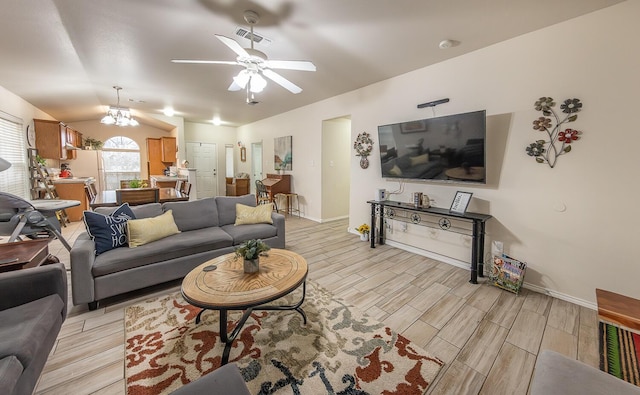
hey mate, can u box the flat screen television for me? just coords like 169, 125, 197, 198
377, 110, 486, 184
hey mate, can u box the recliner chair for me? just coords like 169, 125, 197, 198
0, 192, 72, 251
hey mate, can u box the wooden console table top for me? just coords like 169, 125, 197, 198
596, 288, 640, 331
0, 239, 51, 272
181, 249, 307, 309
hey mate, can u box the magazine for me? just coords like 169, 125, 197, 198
489, 254, 527, 294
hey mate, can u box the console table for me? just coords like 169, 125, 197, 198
367, 200, 492, 284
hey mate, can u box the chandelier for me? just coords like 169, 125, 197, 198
100, 86, 139, 127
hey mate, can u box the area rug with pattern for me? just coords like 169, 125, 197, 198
599, 321, 640, 386
124, 281, 444, 395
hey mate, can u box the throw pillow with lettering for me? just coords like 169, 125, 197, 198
83, 203, 136, 255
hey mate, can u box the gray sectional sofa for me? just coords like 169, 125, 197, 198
70, 194, 285, 310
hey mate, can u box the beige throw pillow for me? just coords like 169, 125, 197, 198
127, 210, 180, 248
235, 203, 273, 225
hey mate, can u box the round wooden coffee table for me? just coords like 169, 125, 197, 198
181, 249, 308, 364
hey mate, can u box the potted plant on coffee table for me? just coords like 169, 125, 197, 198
235, 239, 270, 273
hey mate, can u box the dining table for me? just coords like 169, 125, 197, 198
89, 187, 189, 208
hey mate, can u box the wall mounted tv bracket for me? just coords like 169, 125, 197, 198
417, 98, 450, 109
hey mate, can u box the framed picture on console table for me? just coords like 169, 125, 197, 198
450, 191, 473, 214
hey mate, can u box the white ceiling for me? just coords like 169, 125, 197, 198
0, 0, 623, 128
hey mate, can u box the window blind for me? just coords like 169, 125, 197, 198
0, 111, 27, 198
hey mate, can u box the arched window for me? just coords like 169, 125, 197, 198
102, 136, 141, 190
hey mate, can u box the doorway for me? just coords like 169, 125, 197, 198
186, 142, 217, 197
251, 141, 263, 194
321, 117, 351, 221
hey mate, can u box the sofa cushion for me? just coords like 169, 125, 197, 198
235, 203, 273, 225
92, 227, 234, 277
95, 202, 163, 219
83, 203, 136, 255
221, 223, 278, 245
163, 197, 219, 231
0, 356, 23, 394
0, 294, 64, 368
127, 210, 181, 248
216, 195, 256, 226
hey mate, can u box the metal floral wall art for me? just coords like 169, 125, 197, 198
354, 132, 374, 169
526, 97, 583, 168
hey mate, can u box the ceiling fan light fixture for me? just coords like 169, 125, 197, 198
233, 70, 251, 89
250, 73, 267, 93
101, 86, 139, 127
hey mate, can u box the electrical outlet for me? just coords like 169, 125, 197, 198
401, 222, 408, 232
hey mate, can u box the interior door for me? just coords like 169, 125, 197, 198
251, 142, 263, 194
186, 142, 217, 197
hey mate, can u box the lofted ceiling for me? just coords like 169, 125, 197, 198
0, 0, 623, 128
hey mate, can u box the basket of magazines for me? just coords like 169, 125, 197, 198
489, 254, 526, 295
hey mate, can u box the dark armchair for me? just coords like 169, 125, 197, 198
0, 263, 67, 395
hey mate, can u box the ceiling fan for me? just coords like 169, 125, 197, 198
172, 10, 316, 96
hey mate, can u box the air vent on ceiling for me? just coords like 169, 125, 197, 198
235, 27, 272, 47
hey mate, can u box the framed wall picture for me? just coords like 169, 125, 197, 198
450, 191, 473, 214
274, 136, 292, 170
240, 147, 246, 162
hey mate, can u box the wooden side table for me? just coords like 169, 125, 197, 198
0, 239, 58, 272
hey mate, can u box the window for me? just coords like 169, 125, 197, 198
102, 136, 141, 190
0, 111, 27, 197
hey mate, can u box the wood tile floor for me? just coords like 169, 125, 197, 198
32, 216, 600, 394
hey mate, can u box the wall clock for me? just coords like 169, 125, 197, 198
26, 122, 36, 147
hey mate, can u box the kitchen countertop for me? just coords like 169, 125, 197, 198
150, 175, 188, 181
52, 177, 95, 184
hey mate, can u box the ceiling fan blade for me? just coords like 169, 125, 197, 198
215, 35, 250, 58
262, 69, 302, 94
265, 60, 316, 72
171, 59, 239, 65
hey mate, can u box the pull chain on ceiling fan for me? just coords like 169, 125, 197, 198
171, 10, 316, 96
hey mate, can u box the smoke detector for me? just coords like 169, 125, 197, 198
439, 39, 461, 49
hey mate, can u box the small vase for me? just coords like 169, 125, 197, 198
243, 258, 260, 273
360, 233, 369, 242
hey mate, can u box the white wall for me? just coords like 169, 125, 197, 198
237, 1, 640, 305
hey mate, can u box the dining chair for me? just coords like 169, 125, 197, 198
116, 188, 160, 206
84, 185, 96, 209
255, 180, 277, 211
181, 182, 192, 196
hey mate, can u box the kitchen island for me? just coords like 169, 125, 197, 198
52, 177, 95, 221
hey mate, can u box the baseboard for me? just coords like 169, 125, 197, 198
319, 215, 349, 223
380, 240, 597, 311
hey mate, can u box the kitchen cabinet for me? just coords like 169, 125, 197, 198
147, 137, 176, 177
52, 179, 94, 221
65, 126, 78, 160
146, 138, 166, 177
161, 137, 176, 163
34, 119, 67, 160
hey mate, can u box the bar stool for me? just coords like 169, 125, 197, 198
274, 193, 287, 214
285, 193, 300, 217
